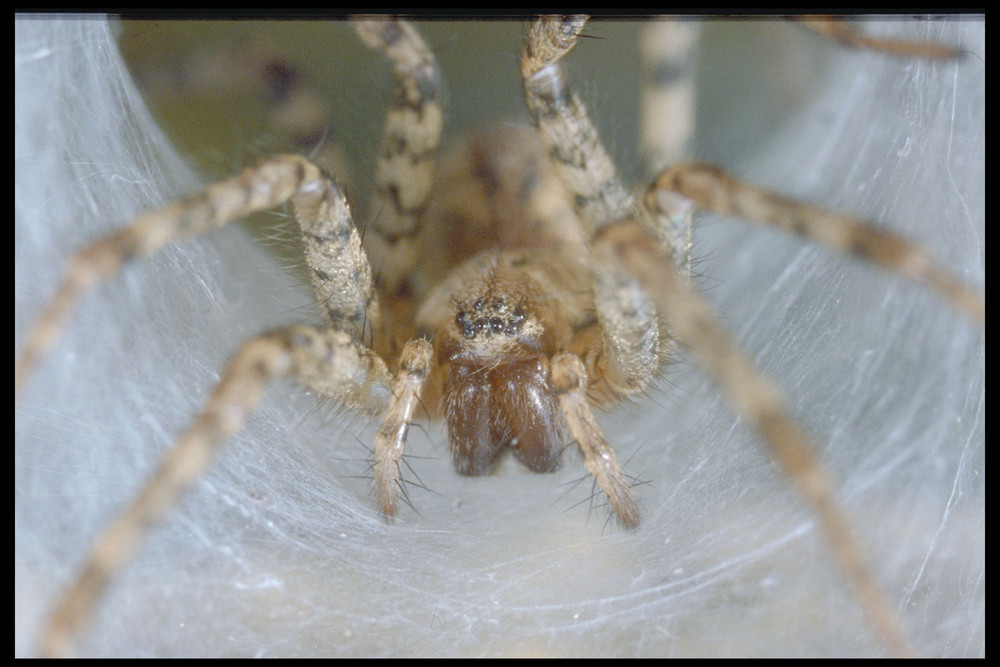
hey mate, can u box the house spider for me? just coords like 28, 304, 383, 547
15, 16, 983, 657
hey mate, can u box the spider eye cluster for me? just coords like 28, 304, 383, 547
455, 296, 528, 339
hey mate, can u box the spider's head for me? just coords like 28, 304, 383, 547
432, 259, 554, 365
433, 267, 565, 478
448, 289, 543, 360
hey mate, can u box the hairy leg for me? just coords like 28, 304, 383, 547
353, 17, 443, 294
39, 324, 393, 656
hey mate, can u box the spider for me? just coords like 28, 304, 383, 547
15, 16, 983, 657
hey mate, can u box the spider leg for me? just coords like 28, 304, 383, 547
352, 17, 443, 294
585, 255, 663, 400
640, 19, 699, 177
642, 186, 696, 280
639, 19, 699, 276
292, 158, 379, 342
653, 163, 985, 324
594, 219, 916, 657
38, 324, 393, 657
551, 352, 639, 529
522, 15, 668, 399
15, 153, 380, 397
793, 16, 963, 59
373, 338, 432, 519
521, 15, 634, 234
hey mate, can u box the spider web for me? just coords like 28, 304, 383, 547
15, 17, 983, 657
